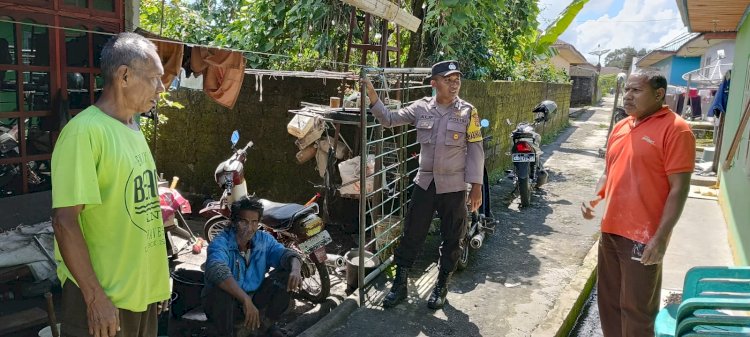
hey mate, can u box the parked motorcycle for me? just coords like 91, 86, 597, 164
201, 131, 332, 303
158, 176, 199, 259
507, 100, 557, 207
457, 129, 498, 270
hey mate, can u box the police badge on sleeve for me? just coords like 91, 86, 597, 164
467, 108, 483, 143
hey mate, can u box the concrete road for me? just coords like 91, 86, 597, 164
319, 99, 614, 337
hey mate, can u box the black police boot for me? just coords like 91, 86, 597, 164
427, 270, 451, 310
382, 266, 409, 308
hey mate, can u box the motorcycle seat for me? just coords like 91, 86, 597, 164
512, 132, 534, 139
259, 199, 315, 231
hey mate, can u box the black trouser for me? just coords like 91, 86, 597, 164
202, 268, 291, 336
394, 181, 467, 273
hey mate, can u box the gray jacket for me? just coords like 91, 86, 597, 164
371, 96, 484, 194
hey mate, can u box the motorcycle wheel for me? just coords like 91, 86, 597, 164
457, 240, 470, 271
204, 217, 231, 243
519, 177, 531, 207
294, 257, 331, 303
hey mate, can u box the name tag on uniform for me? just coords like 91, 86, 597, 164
417, 120, 434, 129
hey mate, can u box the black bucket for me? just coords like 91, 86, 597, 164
171, 269, 204, 319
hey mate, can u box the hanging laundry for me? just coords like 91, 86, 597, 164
153, 40, 184, 88
676, 92, 686, 115
182, 45, 194, 77
135, 29, 185, 87
709, 72, 731, 119
179, 68, 204, 90
190, 47, 245, 109
689, 95, 702, 118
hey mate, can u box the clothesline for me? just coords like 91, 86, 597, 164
0, 18, 371, 70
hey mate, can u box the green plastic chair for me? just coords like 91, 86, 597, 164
654, 266, 750, 337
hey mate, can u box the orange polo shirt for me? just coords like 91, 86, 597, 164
599, 106, 695, 243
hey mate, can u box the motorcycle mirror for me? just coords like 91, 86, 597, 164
505, 118, 512, 126
480, 119, 490, 128
230, 130, 240, 147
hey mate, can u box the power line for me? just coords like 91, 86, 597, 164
0, 18, 370, 69
574, 17, 681, 23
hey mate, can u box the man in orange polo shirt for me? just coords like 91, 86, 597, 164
582, 71, 695, 337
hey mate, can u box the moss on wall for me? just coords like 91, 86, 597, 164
152, 76, 571, 205
460, 80, 572, 177
151, 76, 342, 204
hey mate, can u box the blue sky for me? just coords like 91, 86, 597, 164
538, 0, 688, 64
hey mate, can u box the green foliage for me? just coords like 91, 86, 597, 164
604, 47, 648, 70
533, 0, 589, 57
139, 0, 585, 81
512, 59, 570, 83
598, 73, 618, 95
417, 0, 541, 80
140, 92, 183, 142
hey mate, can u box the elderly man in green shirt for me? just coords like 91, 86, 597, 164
51, 32, 170, 337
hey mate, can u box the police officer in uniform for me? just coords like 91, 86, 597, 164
362, 60, 484, 309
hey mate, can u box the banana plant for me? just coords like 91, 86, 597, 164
532, 0, 589, 58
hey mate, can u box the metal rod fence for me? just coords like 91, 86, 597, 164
357, 67, 432, 304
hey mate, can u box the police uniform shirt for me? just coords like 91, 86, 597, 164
370, 96, 484, 194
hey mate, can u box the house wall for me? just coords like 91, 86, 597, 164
701, 40, 736, 79
718, 16, 750, 266
669, 56, 701, 86
550, 55, 571, 73
652, 57, 674, 83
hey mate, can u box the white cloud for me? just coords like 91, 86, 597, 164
581, 0, 615, 16
557, 0, 687, 64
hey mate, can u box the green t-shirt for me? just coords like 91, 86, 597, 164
51, 106, 170, 312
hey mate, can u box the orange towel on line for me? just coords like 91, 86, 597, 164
190, 47, 245, 109
153, 40, 184, 88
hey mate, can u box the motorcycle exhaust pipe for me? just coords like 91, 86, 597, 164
470, 231, 485, 249
325, 254, 346, 268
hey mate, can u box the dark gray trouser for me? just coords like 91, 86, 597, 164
60, 281, 159, 337
394, 181, 467, 273
598, 233, 662, 337
202, 268, 291, 336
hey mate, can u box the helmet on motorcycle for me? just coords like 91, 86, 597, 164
532, 100, 557, 114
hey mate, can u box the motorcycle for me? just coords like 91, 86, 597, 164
200, 131, 332, 303
507, 100, 557, 207
457, 131, 498, 270
158, 176, 199, 259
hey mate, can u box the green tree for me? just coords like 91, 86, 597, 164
604, 47, 648, 71
139, 0, 584, 81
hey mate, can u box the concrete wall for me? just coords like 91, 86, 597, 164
460, 80, 572, 177
152, 78, 572, 203
718, 16, 750, 266
152, 76, 342, 204
125, 0, 140, 31
570, 76, 595, 107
